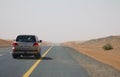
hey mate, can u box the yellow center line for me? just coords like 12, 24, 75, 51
23, 46, 53, 77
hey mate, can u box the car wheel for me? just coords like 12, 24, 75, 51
12, 54, 20, 59
35, 53, 41, 59
12, 54, 18, 58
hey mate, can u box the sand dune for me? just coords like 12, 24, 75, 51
63, 36, 120, 70
0, 39, 13, 47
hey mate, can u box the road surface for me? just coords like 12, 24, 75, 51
0, 46, 89, 77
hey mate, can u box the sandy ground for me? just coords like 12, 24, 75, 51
65, 43, 120, 71
62, 42, 120, 77
0, 39, 12, 47
67, 46, 120, 77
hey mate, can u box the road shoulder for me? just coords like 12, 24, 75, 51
63, 46, 120, 77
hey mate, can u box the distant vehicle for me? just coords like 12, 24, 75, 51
12, 35, 42, 59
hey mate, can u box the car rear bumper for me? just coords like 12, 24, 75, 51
12, 50, 41, 55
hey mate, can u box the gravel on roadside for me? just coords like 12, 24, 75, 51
64, 46, 120, 77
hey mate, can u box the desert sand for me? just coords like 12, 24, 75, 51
63, 36, 120, 70
0, 39, 13, 47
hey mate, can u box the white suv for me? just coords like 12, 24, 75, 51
12, 35, 42, 59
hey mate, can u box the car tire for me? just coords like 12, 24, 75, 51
12, 54, 20, 59
12, 54, 18, 58
35, 53, 41, 59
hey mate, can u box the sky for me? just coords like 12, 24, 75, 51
0, 0, 120, 43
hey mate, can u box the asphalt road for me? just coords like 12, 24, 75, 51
0, 46, 89, 77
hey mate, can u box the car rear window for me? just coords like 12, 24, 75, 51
16, 36, 36, 42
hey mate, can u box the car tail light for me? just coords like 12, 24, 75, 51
33, 43, 39, 46
13, 43, 18, 46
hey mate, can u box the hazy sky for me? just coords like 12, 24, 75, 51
0, 0, 120, 42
